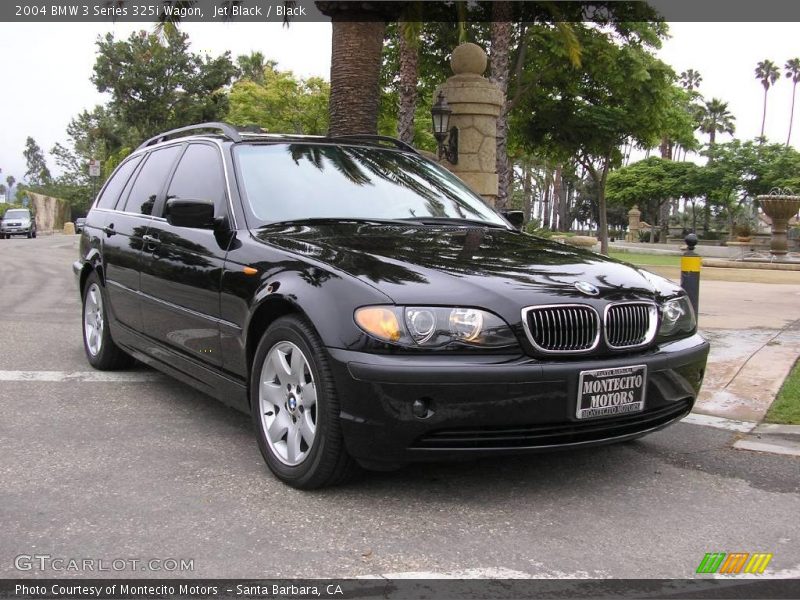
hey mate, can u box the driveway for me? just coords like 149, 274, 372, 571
0, 236, 798, 579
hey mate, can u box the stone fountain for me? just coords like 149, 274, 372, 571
756, 189, 800, 258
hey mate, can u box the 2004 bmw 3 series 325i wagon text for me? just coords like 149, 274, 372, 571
73, 122, 709, 489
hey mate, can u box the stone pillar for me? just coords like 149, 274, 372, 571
437, 43, 504, 206
626, 205, 641, 242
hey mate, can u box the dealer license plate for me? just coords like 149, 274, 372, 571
576, 365, 647, 419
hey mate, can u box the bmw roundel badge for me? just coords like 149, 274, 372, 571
574, 281, 600, 296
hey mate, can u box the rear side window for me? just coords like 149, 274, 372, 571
121, 145, 182, 215
164, 144, 226, 217
95, 155, 143, 210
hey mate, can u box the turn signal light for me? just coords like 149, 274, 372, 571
355, 307, 402, 342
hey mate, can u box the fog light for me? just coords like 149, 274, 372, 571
412, 398, 430, 418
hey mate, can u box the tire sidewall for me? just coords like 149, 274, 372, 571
250, 318, 334, 487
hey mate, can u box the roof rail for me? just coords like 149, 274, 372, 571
327, 134, 418, 154
136, 122, 242, 150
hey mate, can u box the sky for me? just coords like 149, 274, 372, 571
0, 20, 798, 187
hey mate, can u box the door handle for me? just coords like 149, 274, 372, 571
103, 224, 116, 237
142, 234, 161, 251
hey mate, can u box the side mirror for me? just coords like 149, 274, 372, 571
502, 210, 525, 230
165, 198, 215, 229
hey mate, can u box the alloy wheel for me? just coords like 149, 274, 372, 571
259, 341, 318, 466
83, 283, 104, 357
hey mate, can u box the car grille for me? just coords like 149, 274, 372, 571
522, 302, 658, 354
412, 399, 693, 450
522, 305, 599, 352
605, 303, 658, 349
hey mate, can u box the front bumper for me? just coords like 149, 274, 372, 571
328, 334, 709, 465
1, 227, 32, 235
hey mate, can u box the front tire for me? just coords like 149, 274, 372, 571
82, 272, 132, 370
250, 315, 358, 489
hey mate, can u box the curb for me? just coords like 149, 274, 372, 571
683, 413, 800, 457
733, 423, 800, 458
703, 258, 800, 271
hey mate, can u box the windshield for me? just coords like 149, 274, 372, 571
3, 210, 30, 220
234, 143, 507, 228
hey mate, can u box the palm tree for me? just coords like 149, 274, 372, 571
490, 1, 513, 209
316, 2, 404, 135
755, 59, 781, 141
397, 20, 421, 144
699, 98, 735, 233
785, 58, 800, 146
0, 185, 5, 202
699, 98, 736, 147
679, 69, 702, 92
236, 51, 270, 84
6, 176, 15, 201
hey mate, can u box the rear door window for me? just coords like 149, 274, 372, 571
120, 145, 182, 216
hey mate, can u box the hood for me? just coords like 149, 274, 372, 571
253, 222, 680, 310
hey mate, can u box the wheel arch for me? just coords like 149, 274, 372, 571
78, 252, 105, 295
245, 295, 315, 377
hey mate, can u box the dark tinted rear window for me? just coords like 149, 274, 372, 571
121, 145, 182, 215
95, 155, 143, 210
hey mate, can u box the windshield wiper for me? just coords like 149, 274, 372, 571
399, 217, 509, 229
259, 217, 409, 228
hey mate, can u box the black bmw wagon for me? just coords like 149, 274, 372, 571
74, 122, 709, 488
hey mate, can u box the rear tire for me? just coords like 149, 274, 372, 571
250, 315, 359, 489
82, 271, 132, 370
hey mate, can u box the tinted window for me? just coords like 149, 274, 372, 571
95, 155, 143, 210
121, 145, 182, 215
234, 144, 505, 227
164, 144, 226, 217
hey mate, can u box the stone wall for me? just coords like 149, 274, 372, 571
27, 192, 71, 233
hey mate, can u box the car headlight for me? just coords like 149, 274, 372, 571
657, 295, 696, 339
355, 306, 517, 348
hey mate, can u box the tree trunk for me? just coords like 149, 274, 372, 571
788, 82, 797, 146
521, 162, 532, 225
597, 164, 610, 255
490, 2, 512, 209
326, 19, 386, 136
542, 170, 552, 229
659, 135, 671, 160
397, 23, 419, 145
760, 87, 768, 141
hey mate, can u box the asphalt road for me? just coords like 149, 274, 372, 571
1, 235, 798, 580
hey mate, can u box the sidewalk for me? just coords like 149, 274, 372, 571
674, 276, 800, 423
666, 273, 800, 455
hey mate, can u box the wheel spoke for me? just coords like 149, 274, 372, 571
272, 349, 295, 385
266, 410, 290, 443
260, 381, 284, 408
299, 414, 315, 447
285, 424, 302, 463
290, 349, 306, 383
302, 383, 317, 408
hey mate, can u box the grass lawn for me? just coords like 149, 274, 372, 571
765, 360, 800, 425
608, 251, 682, 267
